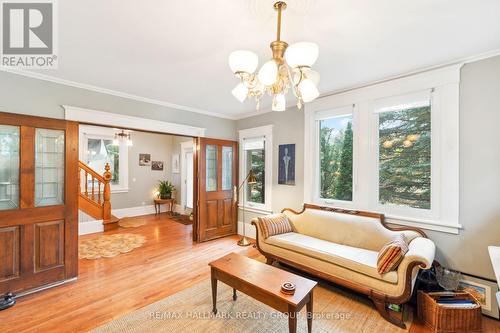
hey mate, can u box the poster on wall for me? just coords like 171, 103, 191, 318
172, 154, 180, 173
152, 161, 164, 171
139, 153, 151, 166
278, 144, 295, 185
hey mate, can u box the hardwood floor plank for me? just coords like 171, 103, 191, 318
1, 214, 498, 332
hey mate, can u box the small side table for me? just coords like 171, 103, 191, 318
154, 198, 175, 215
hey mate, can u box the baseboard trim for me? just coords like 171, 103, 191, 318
113, 204, 185, 218
237, 221, 256, 239
79, 219, 104, 235
79, 204, 186, 236
112, 205, 157, 218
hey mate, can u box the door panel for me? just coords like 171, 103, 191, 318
0, 112, 78, 294
222, 198, 233, 226
35, 220, 64, 272
0, 226, 20, 282
198, 138, 238, 242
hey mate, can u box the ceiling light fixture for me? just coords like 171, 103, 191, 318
229, 1, 320, 112
112, 129, 133, 147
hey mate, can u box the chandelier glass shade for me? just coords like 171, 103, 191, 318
229, 1, 320, 111
112, 129, 133, 147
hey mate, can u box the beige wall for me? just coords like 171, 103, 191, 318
108, 132, 195, 211
236, 56, 500, 280
237, 106, 305, 225
111, 131, 175, 209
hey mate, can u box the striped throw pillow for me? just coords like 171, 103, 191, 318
377, 234, 409, 274
257, 213, 293, 239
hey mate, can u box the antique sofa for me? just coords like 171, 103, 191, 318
252, 204, 436, 328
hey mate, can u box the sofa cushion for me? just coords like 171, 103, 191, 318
257, 213, 293, 239
265, 232, 398, 283
377, 234, 408, 274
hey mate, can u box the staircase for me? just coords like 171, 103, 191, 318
78, 161, 119, 231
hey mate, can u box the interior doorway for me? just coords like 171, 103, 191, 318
181, 141, 194, 213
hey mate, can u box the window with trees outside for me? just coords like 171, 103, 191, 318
378, 105, 431, 210
81, 125, 129, 193
305, 66, 460, 233
86, 138, 120, 185
319, 115, 353, 201
239, 125, 273, 212
245, 144, 265, 204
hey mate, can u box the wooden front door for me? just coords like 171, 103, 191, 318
0, 112, 78, 294
197, 138, 238, 242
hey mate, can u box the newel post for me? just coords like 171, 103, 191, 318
102, 163, 112, 221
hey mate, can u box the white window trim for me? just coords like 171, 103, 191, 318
79, 125, 129, 193
304, 64, 461, 234
239, 125, 273, 213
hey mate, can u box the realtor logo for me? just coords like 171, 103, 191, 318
1, 0, 57, 68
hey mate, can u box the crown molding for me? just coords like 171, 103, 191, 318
2, 48, 500, 122
0, 67, 237, 120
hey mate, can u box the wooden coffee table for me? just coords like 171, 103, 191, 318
209, 253, 317, 333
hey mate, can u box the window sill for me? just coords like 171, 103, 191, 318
385, 215, 462, 235
238, 205, 273, 215
111, 188, 129, 194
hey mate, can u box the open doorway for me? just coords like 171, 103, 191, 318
181, 141, 194, 214
77, 124, 197, 237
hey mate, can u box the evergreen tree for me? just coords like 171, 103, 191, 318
334, 122, 353, 200
379, 106, 431, 209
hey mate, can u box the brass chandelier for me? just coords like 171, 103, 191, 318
229, 1, 320, 111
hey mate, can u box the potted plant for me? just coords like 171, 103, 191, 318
157, 180, 175, 199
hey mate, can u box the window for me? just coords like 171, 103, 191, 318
245, 140, 265, 204
80, 126, 129, 193
87, 138, 120, 185
319, 115, 353, 201
0, 125, 19, 210
304, 64, 460, 233
378, 105, 431, 209
239, 125, 273, 212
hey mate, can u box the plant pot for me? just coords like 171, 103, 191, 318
160, 193, 172, 199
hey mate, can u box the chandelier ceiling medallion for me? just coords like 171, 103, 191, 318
229, 1, 320, 111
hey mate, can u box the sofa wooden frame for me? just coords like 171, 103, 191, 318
251, 203, 428, 329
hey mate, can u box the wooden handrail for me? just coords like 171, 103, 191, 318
78, 161, 113, 222
78, 161, 106, 183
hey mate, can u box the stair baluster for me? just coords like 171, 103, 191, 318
78, 161, 117, 229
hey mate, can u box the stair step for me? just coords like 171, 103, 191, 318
103, 215, 120, 231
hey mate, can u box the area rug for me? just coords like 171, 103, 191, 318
171, 214, 193, 225
90, 279, 411, 332
118, 217, 147, 228
79, 234, 146, 260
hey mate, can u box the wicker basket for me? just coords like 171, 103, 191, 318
417, 291, 482, 333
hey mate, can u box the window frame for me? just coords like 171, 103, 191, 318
79, 125, 129, 193
371, 91, 438, 221
304, 64, 460, 234
239, 125, 273, 213
313, 106, 357, 208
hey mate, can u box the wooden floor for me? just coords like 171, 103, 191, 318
1, 214, 499, 333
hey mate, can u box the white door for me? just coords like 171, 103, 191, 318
185, 151, 193, 209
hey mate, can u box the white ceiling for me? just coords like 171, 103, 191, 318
25, 0, 500, 119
